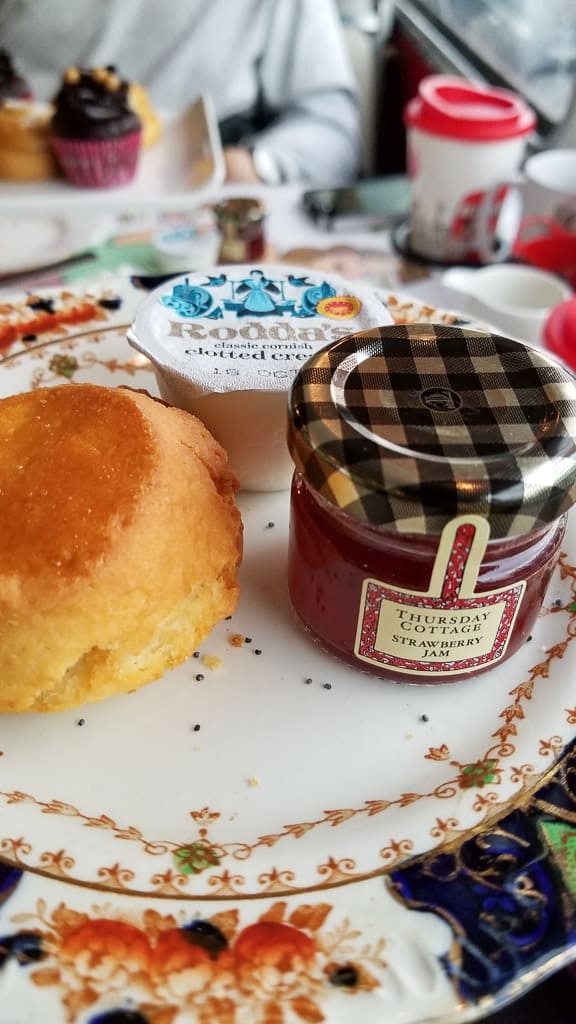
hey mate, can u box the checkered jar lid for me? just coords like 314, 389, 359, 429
287, 324, 576, 538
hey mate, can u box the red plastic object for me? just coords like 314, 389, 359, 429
543, 297, 576, 372
513, 217, 576, 289
404, 75, 536, 141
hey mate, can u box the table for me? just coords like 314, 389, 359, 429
0, 183, 462, 304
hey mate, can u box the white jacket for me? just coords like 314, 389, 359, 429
0, 0, 362, 183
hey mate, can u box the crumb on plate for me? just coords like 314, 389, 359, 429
201, 654, 222, 670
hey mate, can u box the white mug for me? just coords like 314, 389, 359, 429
521, 149, 576, 232
475, 149, 576, 265
442, 263, 572, 347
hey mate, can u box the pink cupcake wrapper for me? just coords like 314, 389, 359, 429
51, 129, 142, 188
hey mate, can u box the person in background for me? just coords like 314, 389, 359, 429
0, 0, 362, 185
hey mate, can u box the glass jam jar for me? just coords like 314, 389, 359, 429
286, 324, 576, 683
213, 198, 266, 263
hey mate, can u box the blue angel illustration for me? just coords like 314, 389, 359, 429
223, 269, 295, 316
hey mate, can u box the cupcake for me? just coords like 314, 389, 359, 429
0, 49, 32, 103
50, 65, 142, 188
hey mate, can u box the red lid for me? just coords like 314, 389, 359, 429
404, 75, 536, 142
543, 298, 576, 372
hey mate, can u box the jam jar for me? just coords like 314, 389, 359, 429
286, 324, 576, 683
213, 197, 266, 263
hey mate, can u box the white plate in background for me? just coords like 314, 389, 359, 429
0, 212, 117, 275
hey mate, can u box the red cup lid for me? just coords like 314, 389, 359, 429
404, 75, 536, 141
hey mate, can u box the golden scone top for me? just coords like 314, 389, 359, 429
0, 384, 157, 579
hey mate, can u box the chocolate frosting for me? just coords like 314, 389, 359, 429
0, 49, 31, 101
51, 66, 141, 140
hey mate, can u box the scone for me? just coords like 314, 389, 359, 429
0, 101, 57, 181
0, 383, 242, 712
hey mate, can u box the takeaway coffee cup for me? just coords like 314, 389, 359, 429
442, 263, 572, 347
404, 76, 536, 264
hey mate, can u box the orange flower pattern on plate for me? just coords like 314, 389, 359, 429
16, 898, 384, 1023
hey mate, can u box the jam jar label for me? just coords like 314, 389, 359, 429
354, 516, 526, 676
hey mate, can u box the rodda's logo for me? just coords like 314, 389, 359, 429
316, 295, 362, 320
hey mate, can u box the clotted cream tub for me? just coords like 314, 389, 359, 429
128, 264, 391, 491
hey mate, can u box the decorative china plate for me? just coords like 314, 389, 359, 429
0, 279, 575, 1024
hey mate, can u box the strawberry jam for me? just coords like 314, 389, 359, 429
288, 474, 566, 682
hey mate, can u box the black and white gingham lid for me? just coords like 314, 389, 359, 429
287, 324, 576, 538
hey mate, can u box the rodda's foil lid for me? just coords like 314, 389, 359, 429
128, 264, 391, 395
